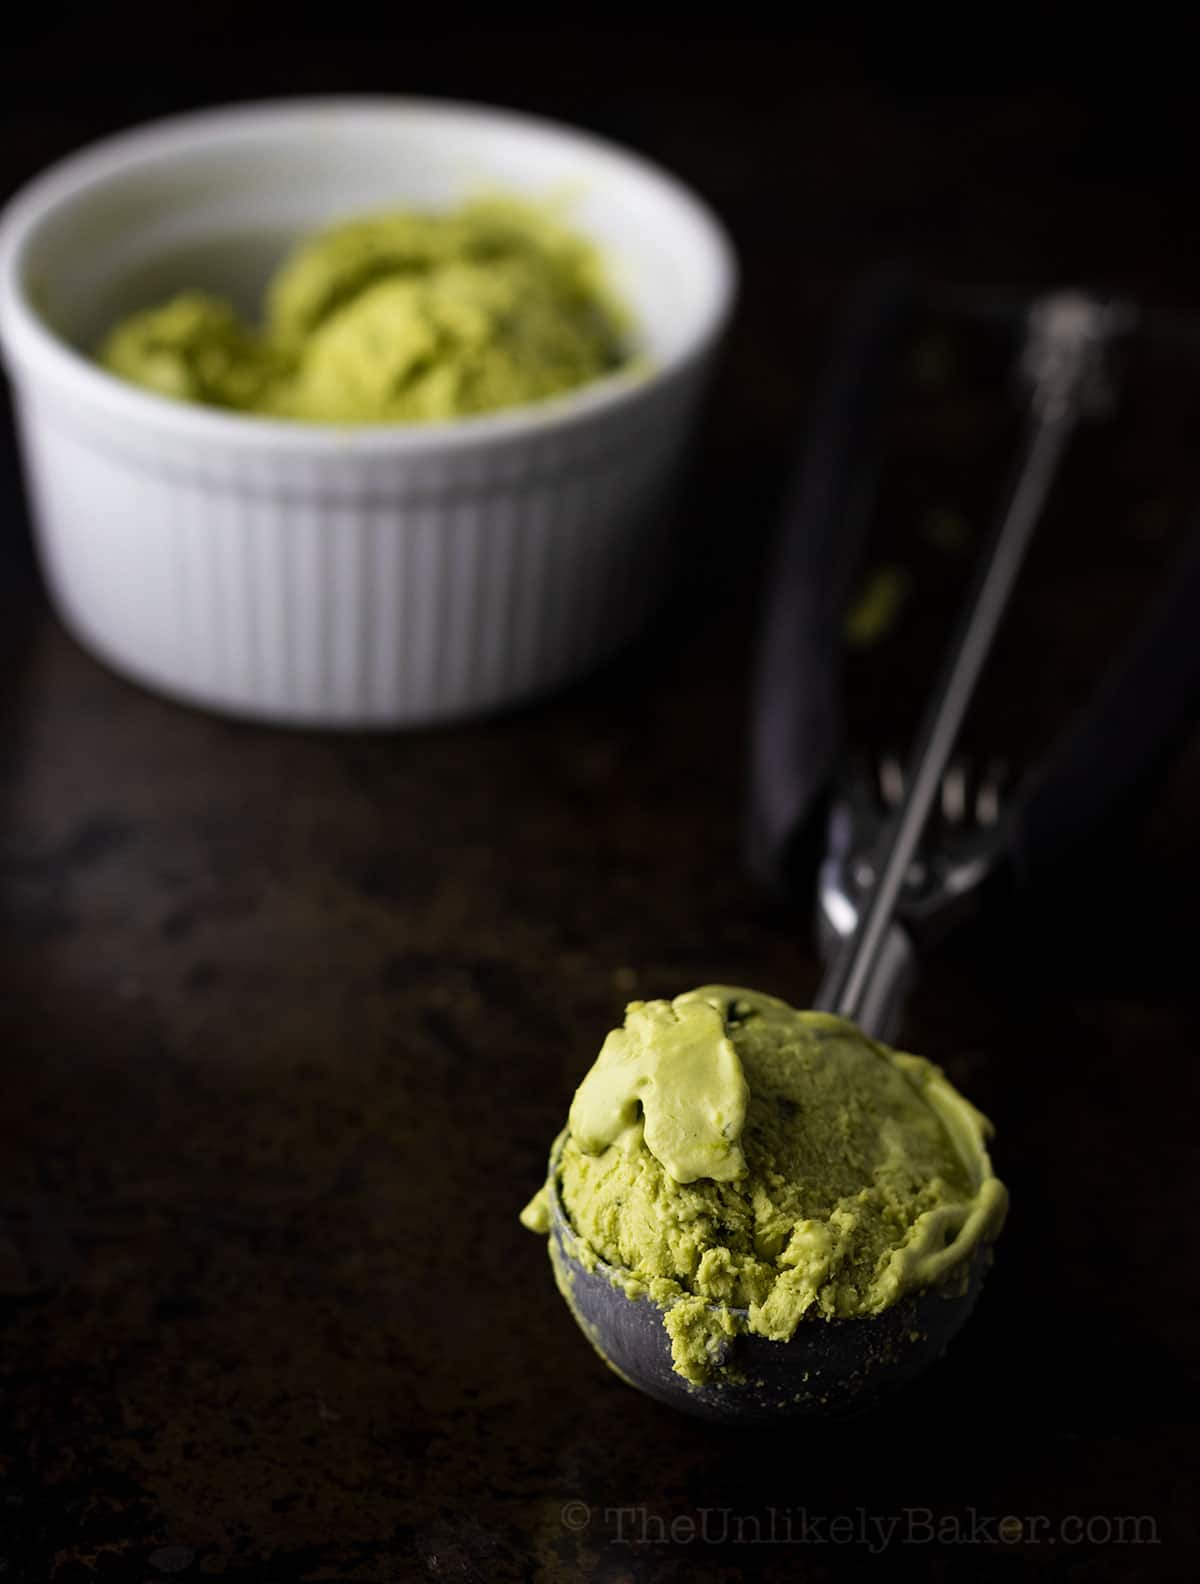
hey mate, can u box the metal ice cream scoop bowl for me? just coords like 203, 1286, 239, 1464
544, 1135, 994, 1425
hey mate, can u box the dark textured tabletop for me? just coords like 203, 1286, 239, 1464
1, 13, 1198, 1582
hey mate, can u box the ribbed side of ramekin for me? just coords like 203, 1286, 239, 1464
13, 371, 702, 726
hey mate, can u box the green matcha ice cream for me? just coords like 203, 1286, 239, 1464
522, 986, 1007, 1385
100, 200, 627, 423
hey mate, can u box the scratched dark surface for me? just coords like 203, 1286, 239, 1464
1, 12, 1199, 1582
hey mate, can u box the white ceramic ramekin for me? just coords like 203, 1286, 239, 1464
0, 98, 735, 727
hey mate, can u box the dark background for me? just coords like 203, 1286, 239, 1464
1, 8, 1198, 1582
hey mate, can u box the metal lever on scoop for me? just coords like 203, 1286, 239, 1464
815, 292, 1117, 1033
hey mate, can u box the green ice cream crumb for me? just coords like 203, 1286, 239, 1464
98, 200, 627, 424
843, 564, 911, 649
524, 986, 1007, 1385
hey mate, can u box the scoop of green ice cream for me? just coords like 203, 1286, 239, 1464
524, 986, 1007, 1384
275, 256, 620, 423
98, 201, 626, 424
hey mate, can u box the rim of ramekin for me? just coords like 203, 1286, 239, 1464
0, 95, 738, 458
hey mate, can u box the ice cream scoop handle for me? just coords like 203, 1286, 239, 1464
744, 268, 914, 896
816, 294, 1112, 1022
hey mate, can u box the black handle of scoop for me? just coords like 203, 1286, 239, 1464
744, 267, 915, 899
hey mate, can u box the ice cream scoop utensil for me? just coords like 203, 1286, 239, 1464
540, 292, 1123, 1425
815, 292, 1114, 1032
